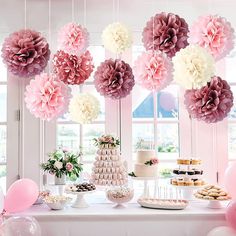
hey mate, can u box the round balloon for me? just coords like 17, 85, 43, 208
4, 178, 39, 213
224, 162, 236, 200
226, 201, 236, 231
207, 226, 236, 236
0, 216, 41, 236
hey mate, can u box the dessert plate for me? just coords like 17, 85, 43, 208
137, 198, 189, 210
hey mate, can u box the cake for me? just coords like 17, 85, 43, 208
90, 135, 127, 186
171, 157, 205, 187
130, 150, 159, 177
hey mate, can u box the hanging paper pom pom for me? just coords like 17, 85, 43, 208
142, 12, 189, 58
69, 93, 100, 124
1, 29, 50, 78
25, 73, 70, 121
173, 45, 215, 89
94, 59, 135, 100
133, 50, 173, 91
58, 22, 89, 55
189, 15, 235, 61
53, 50, 94, 85
184, 76, 233, 123
102, 22, 132, 54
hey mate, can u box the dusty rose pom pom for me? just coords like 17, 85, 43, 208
184, 76, 234, 123
189, 15, 235, 61
133, 50, 173, 91
1, 29, 50, 78
25, 73, 71, 121
58, 22, 89, 55
94, 59, 135, 100
53, 50, 94, 85
142, 12, 189, 58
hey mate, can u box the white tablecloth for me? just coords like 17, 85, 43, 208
10, 201, 227, 236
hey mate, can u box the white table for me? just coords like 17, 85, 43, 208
10, 201, 228, 236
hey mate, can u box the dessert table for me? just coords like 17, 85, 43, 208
8, 201, 228, 236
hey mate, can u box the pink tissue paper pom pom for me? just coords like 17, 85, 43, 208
94, 59, 135, 100
53, 50, 94, 85
133, 50, 173, 91
189, 15, 235, 61
1, 29, 50, 78
58, 22, 89, 55
184, 76, 234, 123
142, 12, 189, 58
25, 73, 71, 121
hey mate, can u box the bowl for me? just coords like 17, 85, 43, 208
106, 187, 134, 208
44, 195, 71, 210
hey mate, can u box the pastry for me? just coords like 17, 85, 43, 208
185, 180, 194, 186
177, 159, 183, 165
187, 170, 195, 175
179, 170, 187, 175
191, 159, 201, 165
173, 169, 179, 175
178, 180, 185, 186
183, 159, 191, 165
194, 180, 203, 186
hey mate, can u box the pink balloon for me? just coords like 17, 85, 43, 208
226, 201, 236, 232
4, 179, 39, 213
224, 163, 236, 200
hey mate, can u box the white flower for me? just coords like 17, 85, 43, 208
69, 93, 100, 124
102, 22, 132, 54
173, 45, 215, 89
54, 161, 63, 170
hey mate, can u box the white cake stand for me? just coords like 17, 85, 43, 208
131, 176, 158, 198
65, 190, 95, 208
195, 197, 230, 209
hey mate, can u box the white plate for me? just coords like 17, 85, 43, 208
137, 199, 189, 210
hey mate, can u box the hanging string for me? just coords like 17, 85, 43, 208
72, 0, 75, 22
112, 0, 115, 23
24, 0, 27, 29
83, 0, 87, 27
48, 0, 51, 72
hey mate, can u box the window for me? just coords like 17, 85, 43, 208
131, 46, 179, 175
0, 59, 7, 192
56, 46, 106, 179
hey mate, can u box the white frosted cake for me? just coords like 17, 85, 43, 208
132, 150, 159, 177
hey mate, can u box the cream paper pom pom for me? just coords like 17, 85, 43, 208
69, 93, 100, 124
102, 22, 132, 54
173, 45, 215, 89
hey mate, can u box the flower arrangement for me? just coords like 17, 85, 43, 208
133, 50, 173, 91
189, 15, 234, 61
94, 134, 120, 148
94, 59, 135, 100
58, 22, 89, 55
145, 158, 159, 166
69, 93, 100, 124
53, 50, 94, 85
24, 73, 71, 121
41, 149, 83, 178
102, 22, 132, 54
173, 45, 215, 89
142, 12, 189, 58
1, 29, 50, 78
184, 76, 234, 123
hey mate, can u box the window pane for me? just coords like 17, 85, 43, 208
226, 55, 236, 83
0, 60, 7, 82
157, 123, 179, 158
0, 85, 7, 122
0, 165, 6, 193
0, 126, 6, 163
228, 123, 236, 160
57, 124, 80, 151
229, 86, 236, 118
87, 45, 105, 82
132, 123, 154, 152
83, 124, 105, 162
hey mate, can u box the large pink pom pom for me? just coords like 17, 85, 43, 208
58, 22, 89, 55
94, 59, 135, 100
184, 76, 234, 123
189, 15, 235, 61
133, 50, 173, 91
25, 73, 71, 121
1, 29, 50, 78
53, 50, 94, 85
142, 12, 189, 58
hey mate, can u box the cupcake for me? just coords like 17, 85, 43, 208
173, 169, 179, 175
185, 180, 194, 186
179, 170, 187, 175
177, 159, 183, 165
187, 170, 195, 175
194, 180, 203, 186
